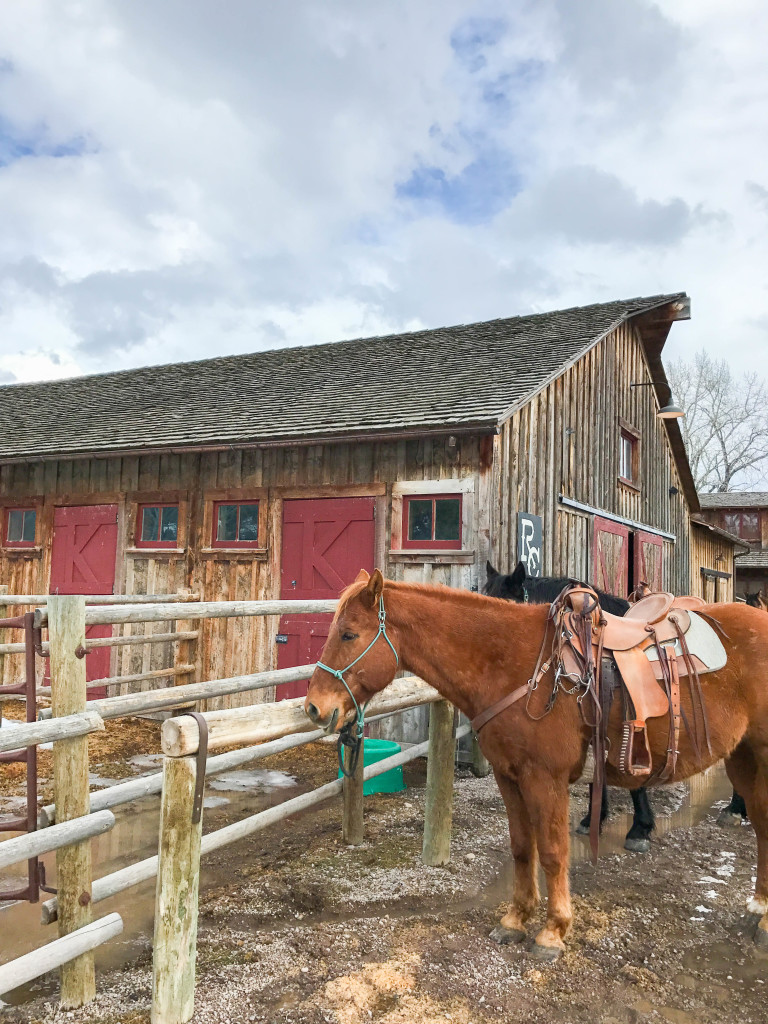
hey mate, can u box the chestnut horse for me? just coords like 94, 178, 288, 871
305, 570, 768, 959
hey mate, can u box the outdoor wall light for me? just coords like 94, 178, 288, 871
629, 381, 685, 420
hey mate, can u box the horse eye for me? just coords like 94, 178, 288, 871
341, 631, 358, 642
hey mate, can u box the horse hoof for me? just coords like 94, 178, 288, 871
624, 837, 651, 854
531, 942, 562, 961
754, 926, 768, 950
717, 810, 743, 829
575, 822, 590, 835
490, 925, 526, 945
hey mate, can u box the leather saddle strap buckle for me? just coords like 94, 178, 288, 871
180, 711, 209, 824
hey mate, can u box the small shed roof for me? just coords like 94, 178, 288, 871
699, 492, 768, 509
734, 550, 768, 569
0, 293, 686, 462
689, 515, 750, 553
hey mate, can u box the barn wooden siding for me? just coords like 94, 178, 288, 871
0, 436, 490, 700
688, 523, 736, 602
490, 321, 690, 593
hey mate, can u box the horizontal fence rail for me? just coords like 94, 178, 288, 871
4, 593, 198, 608
0, 914, 124, 997
0, 810, 115, 870
0, 709, 104, 754
38, 664, 317, 721
161, 676, 440, 756
0, 631, 199, 658
34, 598, 338, 628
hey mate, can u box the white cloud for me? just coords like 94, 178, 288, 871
0, 0, 766, 384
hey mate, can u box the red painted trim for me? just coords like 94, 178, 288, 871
401, 494, 462, 551
211, 500, 261, 548
592, 516, 629, 596
3, 507, 37, 548
135, 502, 180, 549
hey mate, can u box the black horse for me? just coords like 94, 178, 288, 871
484, 561, 747, 849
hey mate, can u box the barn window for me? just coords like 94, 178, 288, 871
402, 495, 462, 550
722, 511, 760, 542
4, 508, 36, 547
213, 501, 260, 547
619, 428, 639, 486
137, 504, 179, 548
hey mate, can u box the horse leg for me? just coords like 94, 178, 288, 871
521, 770, 572, 959
490, 772, 539, 944
724, 743, 768, 946
717, 789, 749, 828
624, 787, 655, 853
576, 780, 609, 835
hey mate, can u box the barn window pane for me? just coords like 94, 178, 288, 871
408, 500, 433, 542
141, 506, 160, 542
21, 510, 36, 542
160, 506, 179, 542
434, 498, 460, 541
238, 504, 259, 541
217, 504, 238, 541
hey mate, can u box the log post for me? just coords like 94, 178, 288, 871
422, 700, 456, 866
0, 584, 8, 721
152, 755, 203, 1024
48, 595, 95, 1008
342, 741, 365, 846
471, 732, 492, 777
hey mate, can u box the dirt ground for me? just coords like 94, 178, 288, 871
2, 734, 766, 1024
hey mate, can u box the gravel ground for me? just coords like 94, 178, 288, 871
2, 744, 765, 1024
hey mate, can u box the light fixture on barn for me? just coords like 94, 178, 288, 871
629, 381, 685, 419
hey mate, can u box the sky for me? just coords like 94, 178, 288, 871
0, 0, 767, 387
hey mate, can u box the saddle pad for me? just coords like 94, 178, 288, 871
644, 611, 727, 675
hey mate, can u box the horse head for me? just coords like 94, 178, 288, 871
483, 560, 527, 601
745, 590, 768, 610
304, 568, 400, 731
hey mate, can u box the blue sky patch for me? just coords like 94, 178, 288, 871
0, 118, 90, 168
450, 16, 507, 70
396, 144, 521, 225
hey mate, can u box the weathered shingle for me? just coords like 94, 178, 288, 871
699, 492, 768, 509
0, 293, 684, 460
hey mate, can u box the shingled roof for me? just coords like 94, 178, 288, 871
699, 492, 768, 509
0, 293, 686, 461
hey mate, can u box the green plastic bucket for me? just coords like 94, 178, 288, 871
338, 738, 406, 795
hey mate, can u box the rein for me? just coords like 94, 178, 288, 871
315, 594, 399, 778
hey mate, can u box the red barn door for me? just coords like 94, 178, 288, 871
49, 505, 118, 699
276, 497, 376, 700
634, 530, 664, 592
592, 516, 629, 598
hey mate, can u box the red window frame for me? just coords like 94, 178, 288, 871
212, 500, 261, 549
401, 494, 462, 550
3, 507, 37, 548
135, 503, 180, 549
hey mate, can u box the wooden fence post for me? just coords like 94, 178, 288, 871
0, 584, 8, 718
48, 595, 95, 1008
152, 755, 203, 1024
342, 742, 365, 845
471, 733, 492, 777
422, 700, 456, 866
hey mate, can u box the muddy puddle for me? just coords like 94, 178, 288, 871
0, 761, 739, 1009
0, 767, 303, 1006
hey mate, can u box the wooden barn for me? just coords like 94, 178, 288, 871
0, 292, 738, 705
696, 492, 768, 600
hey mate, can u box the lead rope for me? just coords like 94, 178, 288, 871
315, 594, 399, 778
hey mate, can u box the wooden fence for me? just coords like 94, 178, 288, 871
0, 593, 465, 1019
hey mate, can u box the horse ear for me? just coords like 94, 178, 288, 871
355, 569, 370, 584
486, 560, 498, 580
362, 568, 384, 607
510, 561, 527, 584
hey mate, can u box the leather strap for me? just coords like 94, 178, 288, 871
658, 646, 681, 782
471, 683, 530, 734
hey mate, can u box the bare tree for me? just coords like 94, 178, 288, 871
667, 351, 768, 492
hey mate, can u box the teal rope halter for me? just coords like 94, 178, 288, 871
315, 594, 399, 777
